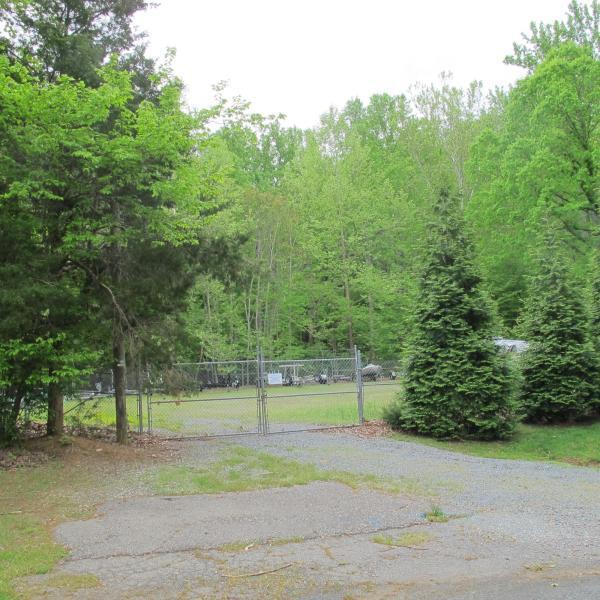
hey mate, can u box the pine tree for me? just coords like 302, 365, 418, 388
520, 232, 599, 423
590, 248, 600, 356
385, 189, 515, 440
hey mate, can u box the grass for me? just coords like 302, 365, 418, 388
215, 536, 305, 553
216, 541, 256, 553
0, 437, 156, 599
0, 457, 96, 599
63, 383, 398, 436
372, 531, 431, 547
424, 506, 449, 523
392, 422, 600, 467
0, 513, 68, 599
24, 573, 102, 596
63, 394, 140, 430
151, 445, 426, 497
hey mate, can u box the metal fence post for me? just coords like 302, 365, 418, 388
136, 362, 143, 434
354, 346, 364, 425
256, 345, 269, 435
260, 348, 269, 434
146, 385, 153, 433
256, 347, 262, 434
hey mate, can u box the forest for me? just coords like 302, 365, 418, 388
0, 0, 599, 444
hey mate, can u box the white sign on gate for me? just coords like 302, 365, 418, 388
267, 372, 283, 385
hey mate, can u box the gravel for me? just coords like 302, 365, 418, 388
24, 430, 600, 599
226, 429, 600, 552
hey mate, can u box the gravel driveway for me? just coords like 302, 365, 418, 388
24, 430, 600, 599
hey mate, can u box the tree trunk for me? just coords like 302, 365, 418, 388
0, 390, 23, 443
113, 327, 128, 444
47, 380, 64, 436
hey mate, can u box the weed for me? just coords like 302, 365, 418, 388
217, 541, 257, 553
268, 536, 305, 546
372, 534, 395, 546
58, 435, 73, 447
424, 506, 449, 523
372, 531, 431, 547
524, 562, 555, 572
216, 535, 306, 553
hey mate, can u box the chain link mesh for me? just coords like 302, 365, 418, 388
66, 355, 403, 437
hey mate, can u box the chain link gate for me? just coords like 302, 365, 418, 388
144, 348, 367, 438
59, 347, 397, 439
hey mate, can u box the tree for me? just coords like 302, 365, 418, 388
467, 43, 599, 326
59, 71, 234, 443
519, 229, 599, 423
0, 53, 235, 444
0, 0, 166, 440
0, 57, 101, 442
385, 190, 515, 440
1, 0, 153, 87
590, 246, 600, 355
505, 0, 599, 70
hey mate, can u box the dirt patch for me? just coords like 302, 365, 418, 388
327, 419, 393, 438
0, 447, 51, 470
1, 429, 175, 471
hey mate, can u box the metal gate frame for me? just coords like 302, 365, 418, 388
146, 347, 366, 439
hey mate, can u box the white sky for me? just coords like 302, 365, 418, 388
135, 0, 573, 128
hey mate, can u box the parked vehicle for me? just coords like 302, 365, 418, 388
361, 363, 382, 381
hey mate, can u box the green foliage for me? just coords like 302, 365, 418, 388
467, 42, 599, 326
519, 230, 599, 423
1, 0, 153, 87
590, 247, 600, 356
0, 50, 237, 442
385, 190, 515, 440
505, 0, 599, 70
0, 0, 599, 442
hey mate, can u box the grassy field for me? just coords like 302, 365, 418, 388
64, 383, 399, 435
393, 422, 600, 466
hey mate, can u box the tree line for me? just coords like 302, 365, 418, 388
0, 1, 598, 443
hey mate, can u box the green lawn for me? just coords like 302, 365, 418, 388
73, 382, 399, 436
392, 422, 600, 467
63, 394, 141, 430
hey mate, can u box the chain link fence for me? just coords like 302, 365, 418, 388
64, 370, 143, 433
65, 350, 402, 438
146, 360, 261, 437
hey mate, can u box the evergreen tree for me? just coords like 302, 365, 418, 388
385, 189, 515, 440
590, 247, 600, 356
520, 231, 599, 423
